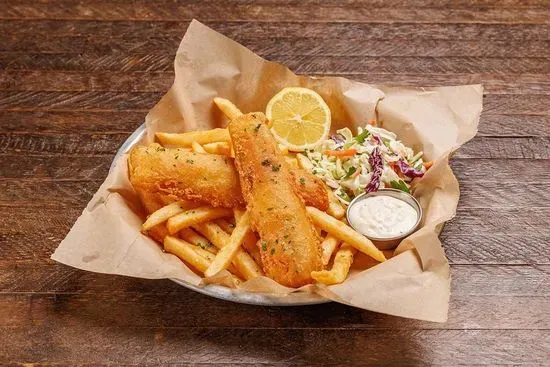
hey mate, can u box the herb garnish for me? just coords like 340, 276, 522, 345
390, 179, 411, 194
355, 130, 370, 144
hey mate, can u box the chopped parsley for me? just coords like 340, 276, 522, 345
261, 159, 271, 166
354, 130, 370, 144
261, 240, 268, 252
254, 123, 261, 132
336, 190, 352, 202
343, 166, 357, 179
299, 177, 306, 185
186, 159, 194, 164
270, 248, 276, 255
390, 179, 411, 194
271, 164, 281, 172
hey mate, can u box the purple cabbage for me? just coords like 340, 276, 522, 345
330, 133, 345, 149
365, 147, 383, 193
372, 135, 383, 145
397, 159, 424, 178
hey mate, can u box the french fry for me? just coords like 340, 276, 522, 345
193, 222, 263, 280
203, 141, 232, 156
146, 223, 170, 244
191, 141, 207, 153
285, 156, 299, 169
167, 206, 232, 234
156, 129, 230, 147
213, 97, 243, 120
216, 218, 235, 233
189, 242, 242, 278
179, 227, 217, 254
192, 222, 230, 249
164, 236, 241, 284
205, 211, 251, 277
321, 234, 340, 266
312, 243, 357, 285
164, 236, 211, 273
233, 208, 246, 221
243, 235, 262, 265
278, 144, 289, 155
296, 153, 314, 171
306, 206, 386, 263
142, 201, 188, 231
326, 188, 346, 219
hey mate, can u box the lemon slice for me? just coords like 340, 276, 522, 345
266, 87, 331, 152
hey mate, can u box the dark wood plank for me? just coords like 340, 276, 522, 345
1, 91, 548, 116
0, 111, 146, 133
3, 70, 550, 96
4, 33, 550, 57
0, 91, 162, 111
0, 133, 128, 156
456, 137, 550, 159
2, 20, 549, 41
2, 53, 549, 75
1, 155, 112, 180
0, 326, 547, 365
2, 1, 550, 23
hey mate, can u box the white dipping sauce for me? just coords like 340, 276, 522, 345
348, 195, 418, 238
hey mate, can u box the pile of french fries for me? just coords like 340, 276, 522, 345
141, 98, 386, 287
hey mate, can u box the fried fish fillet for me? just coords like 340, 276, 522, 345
128, 144, 328, 211
228, 112, 322, 287
129, 144, 243, 208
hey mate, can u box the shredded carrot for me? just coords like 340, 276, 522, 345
368, 119, 377, 126
324, 149, 357, 157
388, 162, 400, 175
424, 161, 433, 170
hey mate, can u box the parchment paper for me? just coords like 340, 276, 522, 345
52, 20, 482, 322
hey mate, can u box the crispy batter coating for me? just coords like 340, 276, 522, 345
228, 113, 323, 287
128, 144, 329, 211
128, 144, 245, 208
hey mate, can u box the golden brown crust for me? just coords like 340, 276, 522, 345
128, 144, 245, 208
228, 113, 323, 287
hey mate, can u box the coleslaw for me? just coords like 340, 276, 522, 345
299, 123, 428, 205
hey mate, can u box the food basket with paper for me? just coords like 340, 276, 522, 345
52, 20, 483, 322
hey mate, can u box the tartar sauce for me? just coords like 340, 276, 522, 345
348, 195, 418, 238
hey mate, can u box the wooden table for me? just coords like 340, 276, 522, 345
1, 1, 549, 365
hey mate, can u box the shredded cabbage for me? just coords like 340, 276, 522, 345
302, 124, 425, 204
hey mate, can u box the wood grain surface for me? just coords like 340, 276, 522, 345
1, 0, 549, 365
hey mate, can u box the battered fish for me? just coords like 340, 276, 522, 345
129, 144, 243, 208
128, 144, 328, 211
228, 112, 322, 287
